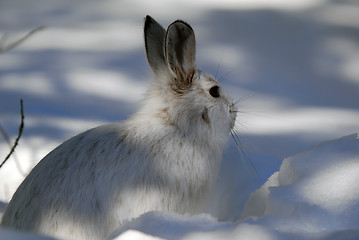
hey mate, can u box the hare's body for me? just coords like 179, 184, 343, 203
1, 16, 237, 240
2, 118, 222, 239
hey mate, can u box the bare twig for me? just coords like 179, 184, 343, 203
0, 26, 45, 53
0, 99, 25, 168
0, 123, 27, 175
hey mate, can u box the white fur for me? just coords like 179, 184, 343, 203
1, 16, 237, 240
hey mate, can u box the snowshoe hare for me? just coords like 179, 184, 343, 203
1, 16, 237, 240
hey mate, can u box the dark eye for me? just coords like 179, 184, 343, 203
209, 86, 220, 98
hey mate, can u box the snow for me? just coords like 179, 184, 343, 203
240, 133, 359, 235
0, 228, 56, 240
1, 0, 359, 239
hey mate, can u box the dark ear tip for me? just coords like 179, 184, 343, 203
168, 20, 194, 32
145, 15, 153, 22
144, 15, 154, 27
145, 15, 157, 28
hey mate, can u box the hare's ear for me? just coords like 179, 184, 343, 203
144, 15, 166, 73
165, 20, 196, 92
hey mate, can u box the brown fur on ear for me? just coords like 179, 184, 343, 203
165, 20, 196, 94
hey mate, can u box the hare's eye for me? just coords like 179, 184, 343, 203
209, 86, 220, 98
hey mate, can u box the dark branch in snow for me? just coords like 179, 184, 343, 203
0, 122, 27, 176
0, 26, 45, 53
0, 99, 25, 168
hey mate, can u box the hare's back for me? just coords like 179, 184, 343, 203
1, 123, 128, 233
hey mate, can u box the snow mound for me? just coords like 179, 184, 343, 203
110, 211, 229, 239
241, 133, 359, 234
111, 211, 276, 240
112, 229, 164, 240
0, 228, 56, 240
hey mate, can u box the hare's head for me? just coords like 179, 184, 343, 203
142, 16, 237, 143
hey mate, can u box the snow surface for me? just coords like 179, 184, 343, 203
1, 0, 359, 239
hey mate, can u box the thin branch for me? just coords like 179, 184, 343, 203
0, 99, 25, 168
0, 26, 45, 53
0, 122, 27, 175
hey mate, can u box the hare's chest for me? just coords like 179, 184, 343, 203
155, 141, 219, 192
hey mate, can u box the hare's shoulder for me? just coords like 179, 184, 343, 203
32, 122, 127, 173
16, 123, 128, 197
